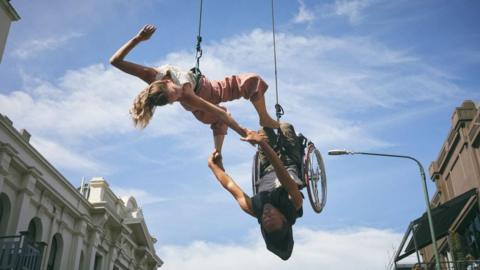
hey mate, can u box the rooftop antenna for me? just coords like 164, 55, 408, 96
80, 176, 85, 195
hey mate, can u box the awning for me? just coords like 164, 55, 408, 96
395, 188, 478, 262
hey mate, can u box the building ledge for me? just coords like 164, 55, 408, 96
0, 0, 21, 21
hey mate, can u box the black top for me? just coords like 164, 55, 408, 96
252, 187, 303, 225
251, 187, 303, 260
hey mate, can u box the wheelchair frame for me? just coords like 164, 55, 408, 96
251, 135, 327, 213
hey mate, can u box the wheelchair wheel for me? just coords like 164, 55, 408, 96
304, 143, 327, 213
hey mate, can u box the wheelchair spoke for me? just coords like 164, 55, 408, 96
305, 145, 328, 213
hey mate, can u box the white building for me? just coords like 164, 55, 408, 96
0, 0, 20, 62
0, 113, 163, 270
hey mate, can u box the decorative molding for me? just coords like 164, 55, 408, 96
73, 218, 88, 237
0, 143, 16, 175
0, 0, 20, 20
21, 167, 41, 195
90, 213, 109, 234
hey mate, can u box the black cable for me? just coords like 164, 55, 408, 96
271, 0, 283, 121
195, 0, 203, 71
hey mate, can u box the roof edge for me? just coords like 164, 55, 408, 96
1, 0, 21, 21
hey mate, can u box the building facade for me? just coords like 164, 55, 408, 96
0, 0, 20, 62
430, 100, 480, 202
394, 100, 480, 269
0, 113, 163, 270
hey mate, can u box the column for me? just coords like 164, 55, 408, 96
11, 168, 38, 234
69, 219, 87, 270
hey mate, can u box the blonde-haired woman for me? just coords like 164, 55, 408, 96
110, 24, 279, 153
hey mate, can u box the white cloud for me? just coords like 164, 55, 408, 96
195, 29, 459, 149
112, 186, 170, 206
0, 63, 197, 172
332, 0, 376, 24
30, 136, 102, 172
13, 32, 84, 60
293, 0, 315, 24
1, 28, 462, 156
159, 227, 403, 270
224, 160, 253, 188
0, 64, 193, 139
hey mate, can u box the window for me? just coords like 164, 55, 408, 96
0, 193, 11, 236
26, 220, 37, 242
93, 253, 103, 270
46, 233, 63, 270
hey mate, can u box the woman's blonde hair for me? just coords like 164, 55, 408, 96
130, 80, 168, 128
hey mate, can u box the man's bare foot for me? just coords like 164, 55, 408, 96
260, 117, 280, 128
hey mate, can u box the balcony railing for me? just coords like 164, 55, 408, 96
0, 232, 46, 270
396, 260, 480, 270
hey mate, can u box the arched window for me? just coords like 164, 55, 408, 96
26, 220, 36, 242
26, 217, 43, 243
46, 233, 63, 270
26, 218, 42, 242
0, 193, 11, 236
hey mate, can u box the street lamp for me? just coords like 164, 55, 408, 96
328, 149, 441, 270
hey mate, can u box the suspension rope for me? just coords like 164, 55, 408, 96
271, 0, 284, 121
195, 0, 203, 72
191, 0, 203, 93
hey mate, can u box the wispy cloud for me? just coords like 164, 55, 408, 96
196, 29, 460, 149
293, 0, 315, 24
112, 186, 171, 206
329, 0, 377, 24
13, 32, 84, 60
0, 64, 192, 139
31, 136, 102, 172
159, 227, 404, 270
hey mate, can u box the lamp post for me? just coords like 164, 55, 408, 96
328, 149, 441, 270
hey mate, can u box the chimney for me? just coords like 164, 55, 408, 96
20, 129, 31, 143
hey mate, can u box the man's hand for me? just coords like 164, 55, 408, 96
208, 150, 225, 171
135, 24, 156, 41
240, 129, 267, 145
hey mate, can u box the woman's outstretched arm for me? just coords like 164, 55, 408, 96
208, 151, 255, 217
241, 130, 303, 210
110, 24, 158, 84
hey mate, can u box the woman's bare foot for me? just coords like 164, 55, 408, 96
260, 117, 280, 128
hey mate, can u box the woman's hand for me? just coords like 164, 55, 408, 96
208, 150, 224, 171
240, 129, 267, 145
135, 24, 156, 41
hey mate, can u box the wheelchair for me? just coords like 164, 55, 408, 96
251, 133, 327, 213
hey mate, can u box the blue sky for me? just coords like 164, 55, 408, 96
1, 0, 480, 269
